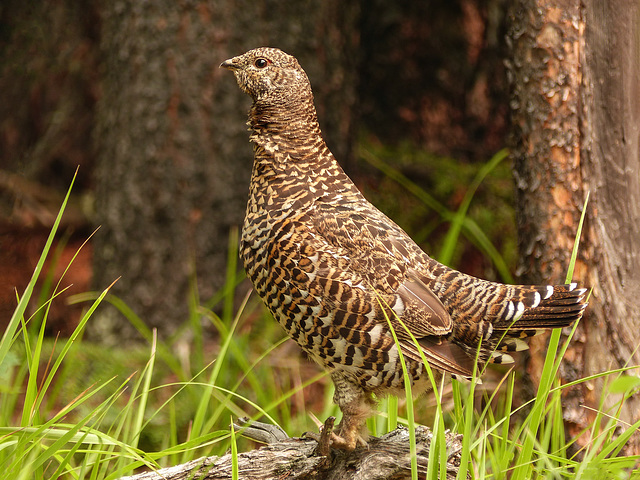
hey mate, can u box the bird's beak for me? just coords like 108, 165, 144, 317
220, 58, 239, 70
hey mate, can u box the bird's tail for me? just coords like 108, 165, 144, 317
493, 283, 588, 332
488, 283, 588, 364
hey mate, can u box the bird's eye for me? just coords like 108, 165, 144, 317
254, 58, 270, 68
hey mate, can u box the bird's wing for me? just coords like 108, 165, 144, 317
309, 202, 452, 333
299, 201, 480, 376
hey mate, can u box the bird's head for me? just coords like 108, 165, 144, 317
220, 47, 311, 104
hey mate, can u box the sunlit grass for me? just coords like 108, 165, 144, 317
1, 159, 639, 479
0, 175, 325, 478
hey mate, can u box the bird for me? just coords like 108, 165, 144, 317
220, 47, 588, 451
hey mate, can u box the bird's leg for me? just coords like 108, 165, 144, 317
330, 373, 375, 450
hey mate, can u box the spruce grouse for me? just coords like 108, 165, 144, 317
220, 47, 587, 450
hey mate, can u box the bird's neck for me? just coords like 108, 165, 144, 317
248, 97, 327, 160
245, 97, 360, 206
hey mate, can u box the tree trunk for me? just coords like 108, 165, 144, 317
507, 0, 640, 454
578, 0, 640, 453
92, 1, 359, 341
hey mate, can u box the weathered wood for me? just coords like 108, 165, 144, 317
118, 420, 465, 480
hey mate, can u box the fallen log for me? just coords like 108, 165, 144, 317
119, 418, 466, 480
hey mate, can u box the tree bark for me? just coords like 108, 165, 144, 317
578, 0, 640, 453
92, 1, 359, 341
117, 421, 466, 480
507, 0, 640, 454
507, 0, 584, 282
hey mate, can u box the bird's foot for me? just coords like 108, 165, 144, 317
327, 431, 369, 451
303, 415, 368, 453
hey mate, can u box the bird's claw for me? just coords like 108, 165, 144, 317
302, 415, 335, 456
303, 415, 368, 453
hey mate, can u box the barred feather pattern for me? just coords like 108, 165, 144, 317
221, 47, 588, 450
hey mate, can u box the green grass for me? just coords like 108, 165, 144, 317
1, 160, 639, 479
0, 174, 327, 478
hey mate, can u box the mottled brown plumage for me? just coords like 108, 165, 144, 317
221, 47, 588, 450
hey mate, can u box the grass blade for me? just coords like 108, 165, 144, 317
0, 170, 77, 369
438, 149, 508, 265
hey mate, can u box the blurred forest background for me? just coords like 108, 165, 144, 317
1, 0, 639, 458
0, 0, 512, 336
